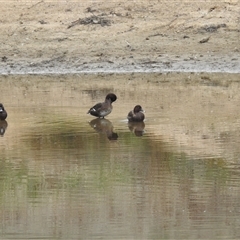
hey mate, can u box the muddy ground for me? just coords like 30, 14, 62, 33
0, 0, 239, 74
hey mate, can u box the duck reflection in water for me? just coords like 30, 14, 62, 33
128, 121, 145, 137
89, 118, 118, 140
0, 120, 8, 137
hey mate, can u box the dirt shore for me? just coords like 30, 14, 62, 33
0, 0, 239, 74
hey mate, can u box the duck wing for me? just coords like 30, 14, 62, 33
88, 102, 103, 116
127, 110, 134, 121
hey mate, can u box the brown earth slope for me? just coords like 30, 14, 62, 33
0, 0, 239, 74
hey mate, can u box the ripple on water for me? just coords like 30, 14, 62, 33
0, 73, 240, 239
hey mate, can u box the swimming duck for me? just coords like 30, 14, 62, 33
87, 93, 117, 118
0, 103, 7, 120
127, 105, 145, 122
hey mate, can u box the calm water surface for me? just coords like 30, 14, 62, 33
0, 73, 240, 239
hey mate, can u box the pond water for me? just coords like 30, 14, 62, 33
0, 72, 240, 239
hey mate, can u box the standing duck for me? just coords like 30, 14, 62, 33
87, 93, 117, 118
0, 103, 7, 120
127, 105, 145, 122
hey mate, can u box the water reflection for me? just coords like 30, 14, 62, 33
0, 120, 8, 136
89, 118, 118, 140
0, 73, 240, 239
128, 121, 145, 136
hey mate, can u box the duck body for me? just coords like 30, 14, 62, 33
0, 103, 7, 120
127, 105, 145, 122
88, 93, 117, 118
